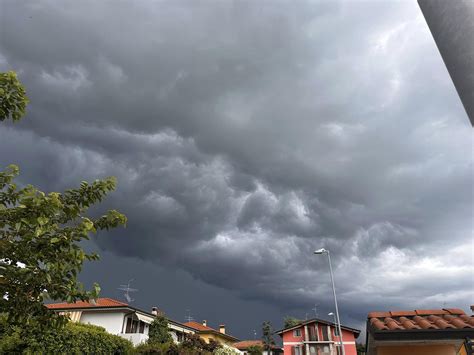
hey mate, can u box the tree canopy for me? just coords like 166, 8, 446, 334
0, 71, 127, 330
262, 320, 275, 351
0, 71, 28, 122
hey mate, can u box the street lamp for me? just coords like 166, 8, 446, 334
314, 248, 345, 355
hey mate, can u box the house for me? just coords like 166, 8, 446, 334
365, 308, 474, 355
184, 320, 240, 347
46, 297, 195, 346
275, 318, 360, 355
234, 339, 283, 354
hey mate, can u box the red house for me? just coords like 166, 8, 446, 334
275, 318, 360, 355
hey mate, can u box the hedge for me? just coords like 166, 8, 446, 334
0, 317, 133, 354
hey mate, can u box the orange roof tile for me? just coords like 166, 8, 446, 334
234, 340, 264, 349
184, 321, 216, 332
46, 298, 128, 309
183, 321, 240, 342
367, 308, 474, 332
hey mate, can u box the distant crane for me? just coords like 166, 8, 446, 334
118, 279, 138, 303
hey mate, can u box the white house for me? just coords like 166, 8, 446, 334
46, 297, 195, 346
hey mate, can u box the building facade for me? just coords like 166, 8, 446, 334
184, 320, 240, 347
46, 298, 195, 346
276, 318, 360, 355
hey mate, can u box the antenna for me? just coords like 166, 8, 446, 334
184, 309, 194, 322
312, 303, 320, 318
117, 279, 138, 303
253, 329, 257, 339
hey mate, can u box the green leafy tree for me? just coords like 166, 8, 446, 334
356, 343, 366, 355
148, 314, 173, 344
0, 71, 127, 330
181, 333, 207, 352
247, 344, 263, 354
283, 316, 302, 328
0, 315, 133, 354
0, 71, 28, 122
205, 339, 221, 353
214, 347, 240, 355
262, 321, 275, 353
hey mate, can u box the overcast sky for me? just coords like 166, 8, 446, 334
1, 0, 472, 341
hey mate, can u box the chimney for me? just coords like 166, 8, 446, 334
202, 320, 207, 327
151, 307, 158, 316
219, 324, 226, 334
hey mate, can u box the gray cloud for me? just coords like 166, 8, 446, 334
0, 0, 472, 338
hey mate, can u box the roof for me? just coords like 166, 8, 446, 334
234, 340, 281, 350
46, 298, 127, 309
184, 321, 217, 332
367, 308, 474, 341
46, 297, 195, 332
275, 318, 361, 337
234, 340, 264, 349
184, 321, 240, 342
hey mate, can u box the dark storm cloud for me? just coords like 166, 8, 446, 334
0, 0, 472, 334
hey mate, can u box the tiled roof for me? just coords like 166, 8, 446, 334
184, 321, 240, 341
234, 340, 263, 349
184, 321, 217, 332
275, 318, 361, 336
368, 308, 474, 332
46, 298, 128, 309
234, 340, 280, 350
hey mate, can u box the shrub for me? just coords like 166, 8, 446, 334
135, 341, 179, 354
0, 316, 133, 354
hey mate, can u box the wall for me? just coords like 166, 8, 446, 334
199, 333, 236, 347
80, 311, 126, 335
281, 323, 358, 355
376, 344, 456, 355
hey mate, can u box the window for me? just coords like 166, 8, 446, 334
292, 346, 302, 355
321, 326, 329, 341
293, 329, 301, 337
125, 317, 132, 333
308, 324, 318, 341
139, 321, 145, 334
334, 326, 340, 336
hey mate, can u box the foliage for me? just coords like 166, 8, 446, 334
262, 321, 275, 351
283, 316, 303, 328
148, 314, 173, 344
0, 164, 127, 327
0, 315, 133, 354
214, 346, 241, 355
247, 344, 263, 354
0, 70, 127, 331
356, 343, 366, 355
135, 341, 179, 354
0, 71, 29, 122
177, 334, 221, 354
135, 334, 223, 355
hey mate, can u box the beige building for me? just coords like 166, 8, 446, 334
365, 308, 474, 355
184, 320, 240, 347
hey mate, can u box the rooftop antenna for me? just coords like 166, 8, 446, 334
184, 309, 194, 322
117, 279, 138, 303
312, 303, 320, 318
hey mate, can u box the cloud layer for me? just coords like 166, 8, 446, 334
0, 0, 472, 335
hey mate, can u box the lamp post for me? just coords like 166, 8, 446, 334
314, 248, 345, 355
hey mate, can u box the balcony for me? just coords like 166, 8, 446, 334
118, 332, 148, 346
